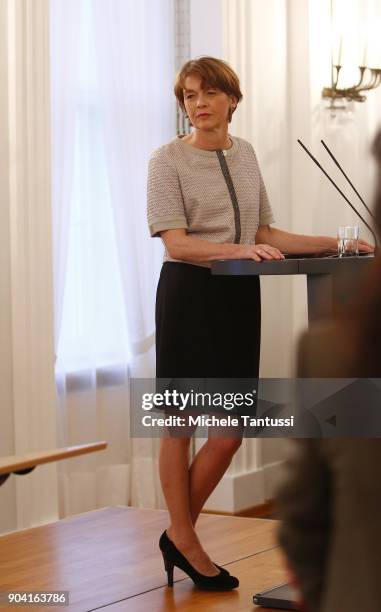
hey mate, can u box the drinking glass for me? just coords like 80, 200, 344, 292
337, 226, 359, 257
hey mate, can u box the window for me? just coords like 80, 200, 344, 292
56, 0, 130, 373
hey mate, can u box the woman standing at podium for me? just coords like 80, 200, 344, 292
146, 56, 372, 591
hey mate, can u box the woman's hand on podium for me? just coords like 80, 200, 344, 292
322, 236, 374, 255
239, 243, 285, 262
358, 239, 375, 253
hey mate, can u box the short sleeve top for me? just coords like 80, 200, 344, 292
147, 134, 275, 267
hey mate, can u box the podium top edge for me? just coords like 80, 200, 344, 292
211, 255, 376, 276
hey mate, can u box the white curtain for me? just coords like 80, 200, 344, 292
92, 0, 175, 357
0, 0, 59, 534
50, 0, 175, 517
91, 0, 176, 509
50, 0, 81, 351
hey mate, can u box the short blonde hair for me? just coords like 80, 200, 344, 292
174, 56, 243, 118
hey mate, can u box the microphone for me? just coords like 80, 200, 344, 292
297, 139, 378, 249
321, 140, 376, 223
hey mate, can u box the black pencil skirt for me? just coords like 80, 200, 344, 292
155, 262, 261, 415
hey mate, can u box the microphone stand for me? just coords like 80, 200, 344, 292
297, 139, 378, 251
321, 140, 376, 223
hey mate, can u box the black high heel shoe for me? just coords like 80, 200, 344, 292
159, 530, 230, 575
159, 530, 239, 591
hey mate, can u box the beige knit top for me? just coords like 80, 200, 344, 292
147, 134, 275, 267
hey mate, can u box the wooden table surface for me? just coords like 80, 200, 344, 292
0, 506, 288, 612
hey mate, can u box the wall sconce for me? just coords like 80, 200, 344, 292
322, 1, 381, 110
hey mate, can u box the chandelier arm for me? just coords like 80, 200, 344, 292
357, 71, 379, 91
322, 68, 381, 101
354, 66, 367, 88
333, 65, 341, 88
366, 69, 377, 87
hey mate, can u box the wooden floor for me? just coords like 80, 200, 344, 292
0, 506, 288, 612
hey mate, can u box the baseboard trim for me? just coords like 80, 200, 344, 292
202, 499, 274, 519
202, 460, 283, 514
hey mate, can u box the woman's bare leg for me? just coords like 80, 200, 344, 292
188, 426, 243, 525
159, 426, 220, 575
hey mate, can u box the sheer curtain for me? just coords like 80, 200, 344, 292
50, 0, 81, 353
50, 0, 175, 517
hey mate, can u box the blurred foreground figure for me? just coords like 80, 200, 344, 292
276, 129, 381, 612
